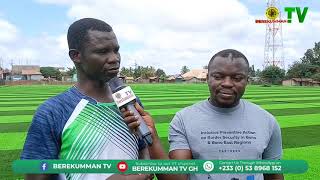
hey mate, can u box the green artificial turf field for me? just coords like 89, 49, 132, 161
0, 84, 319, 179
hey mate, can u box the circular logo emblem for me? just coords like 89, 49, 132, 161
117, 161, 128, 173
115, 93, 121, 99
203, 161, 214, 172
265, 7, 279, 20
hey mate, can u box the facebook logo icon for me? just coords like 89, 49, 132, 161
40, 162, 48, 171
246, 175, 255, 180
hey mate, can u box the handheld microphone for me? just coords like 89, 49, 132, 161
108, 77, 153, 146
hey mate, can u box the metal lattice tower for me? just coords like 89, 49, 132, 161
263, 0, 285, 69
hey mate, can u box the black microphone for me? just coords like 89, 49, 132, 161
108, 77, 153, 146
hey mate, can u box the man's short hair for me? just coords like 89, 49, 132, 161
208, 49, 249, 71
67, 18, 113, 51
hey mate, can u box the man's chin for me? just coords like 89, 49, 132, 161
104, 74, 118, 82
216, 99, 237, 108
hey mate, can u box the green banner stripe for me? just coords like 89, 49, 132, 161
12, 160, 308, 174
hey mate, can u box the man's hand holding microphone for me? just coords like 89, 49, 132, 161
120, 103, 157, 140
108, 77, 183, 180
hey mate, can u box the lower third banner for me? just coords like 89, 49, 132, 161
12, 160, 308, 174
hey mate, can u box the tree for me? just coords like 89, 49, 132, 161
249, 65, 255, 77
203, 65, 208, 69
260, 66, 285, 85
285, 42, 320, 82
141, 66, 156, 78
286, 61, 313, 79
155, 68, 166, 77
66, 66, 76, 76
133, 66, 140, 79
159, 74, 167, 82
301, 42, 320, 66
40, 67, 62, 80
148, 66, 156, 77
312, 73, 320, 81
120, 67, 134, 77
256, 69, 262, 77
181, 66, 190, 74
132, 66, 156, 79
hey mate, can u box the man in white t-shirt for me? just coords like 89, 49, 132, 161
123, 49, 283, 180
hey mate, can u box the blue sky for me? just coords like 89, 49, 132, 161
0, 0, 319, 74
0, 0, 68, 36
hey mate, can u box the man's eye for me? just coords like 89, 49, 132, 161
233, 76, 244, 81
96, 49, 108, 54
213, 75, 222, 80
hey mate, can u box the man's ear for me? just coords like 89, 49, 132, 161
69, 49, 81, 63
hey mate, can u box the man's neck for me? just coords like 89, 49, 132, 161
209, 98, 239, 108
75, 79, 114, 103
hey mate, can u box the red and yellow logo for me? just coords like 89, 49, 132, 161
265, 6, 279, 20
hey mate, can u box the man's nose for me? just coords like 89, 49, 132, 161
221, 76, 233, 87
108, 53, 120, 64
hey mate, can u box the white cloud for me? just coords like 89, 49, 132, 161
16, 48, 39, 60
0, 19, 18, 43
281, 11, 320, 65
0, 24, 70, 69
57, 0, 281, 73
114, 24, 143, 43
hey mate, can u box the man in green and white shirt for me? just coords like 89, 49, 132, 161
22, 18, 149, 180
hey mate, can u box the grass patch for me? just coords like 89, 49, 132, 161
259, 103, 320, 110
267, 107, 320, 116
0, 84, 319, 180
141, 96, 208, 103
0, 132, 27, 150
0, 110, 35, 116
283, 145, 320, 180
0, 115, 33, 124
0, 103, 42, 107
0, 106, 38, 111
277, 114, 320, 128
0, 122, 30, 133
0, 149, 23, 180
0, 98, 49, 103
243, 94, 320, 100
282, 125, 320, 148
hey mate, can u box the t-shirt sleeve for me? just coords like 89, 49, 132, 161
21, 103, 60, 159
169, 112, 190, 152
262, 118, 283, 160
